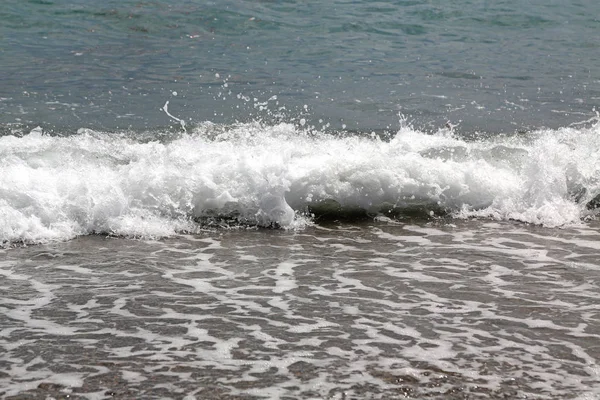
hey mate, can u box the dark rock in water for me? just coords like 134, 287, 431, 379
567, 186, 600, 210
570, 186, 588, 204
306, 199, 447, 222
586, 194, 600, 210
307, 199, 371, 222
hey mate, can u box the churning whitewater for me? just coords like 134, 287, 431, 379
1, 121, 600, 245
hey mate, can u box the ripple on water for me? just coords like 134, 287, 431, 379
1, 220, 600, 399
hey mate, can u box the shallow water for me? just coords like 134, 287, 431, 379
2, 220, 600, 399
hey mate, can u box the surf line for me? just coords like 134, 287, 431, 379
162, 100, 187, 132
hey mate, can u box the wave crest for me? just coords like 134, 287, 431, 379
1, 122, 599, 244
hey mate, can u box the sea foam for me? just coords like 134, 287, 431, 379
1, 121, 599, 244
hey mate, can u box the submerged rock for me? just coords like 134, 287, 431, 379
586, 193, 600, 210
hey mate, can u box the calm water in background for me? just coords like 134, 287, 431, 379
2, 1, 600, 399
1, 0, 599, 133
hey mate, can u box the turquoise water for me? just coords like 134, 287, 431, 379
2, 2, 600, 399
1, 0, 599, 133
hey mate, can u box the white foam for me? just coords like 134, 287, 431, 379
1, 122, 599, 244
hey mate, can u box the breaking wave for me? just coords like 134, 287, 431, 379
2, 121, 600, 244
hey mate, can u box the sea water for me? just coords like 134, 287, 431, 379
1, 0, 600, 399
